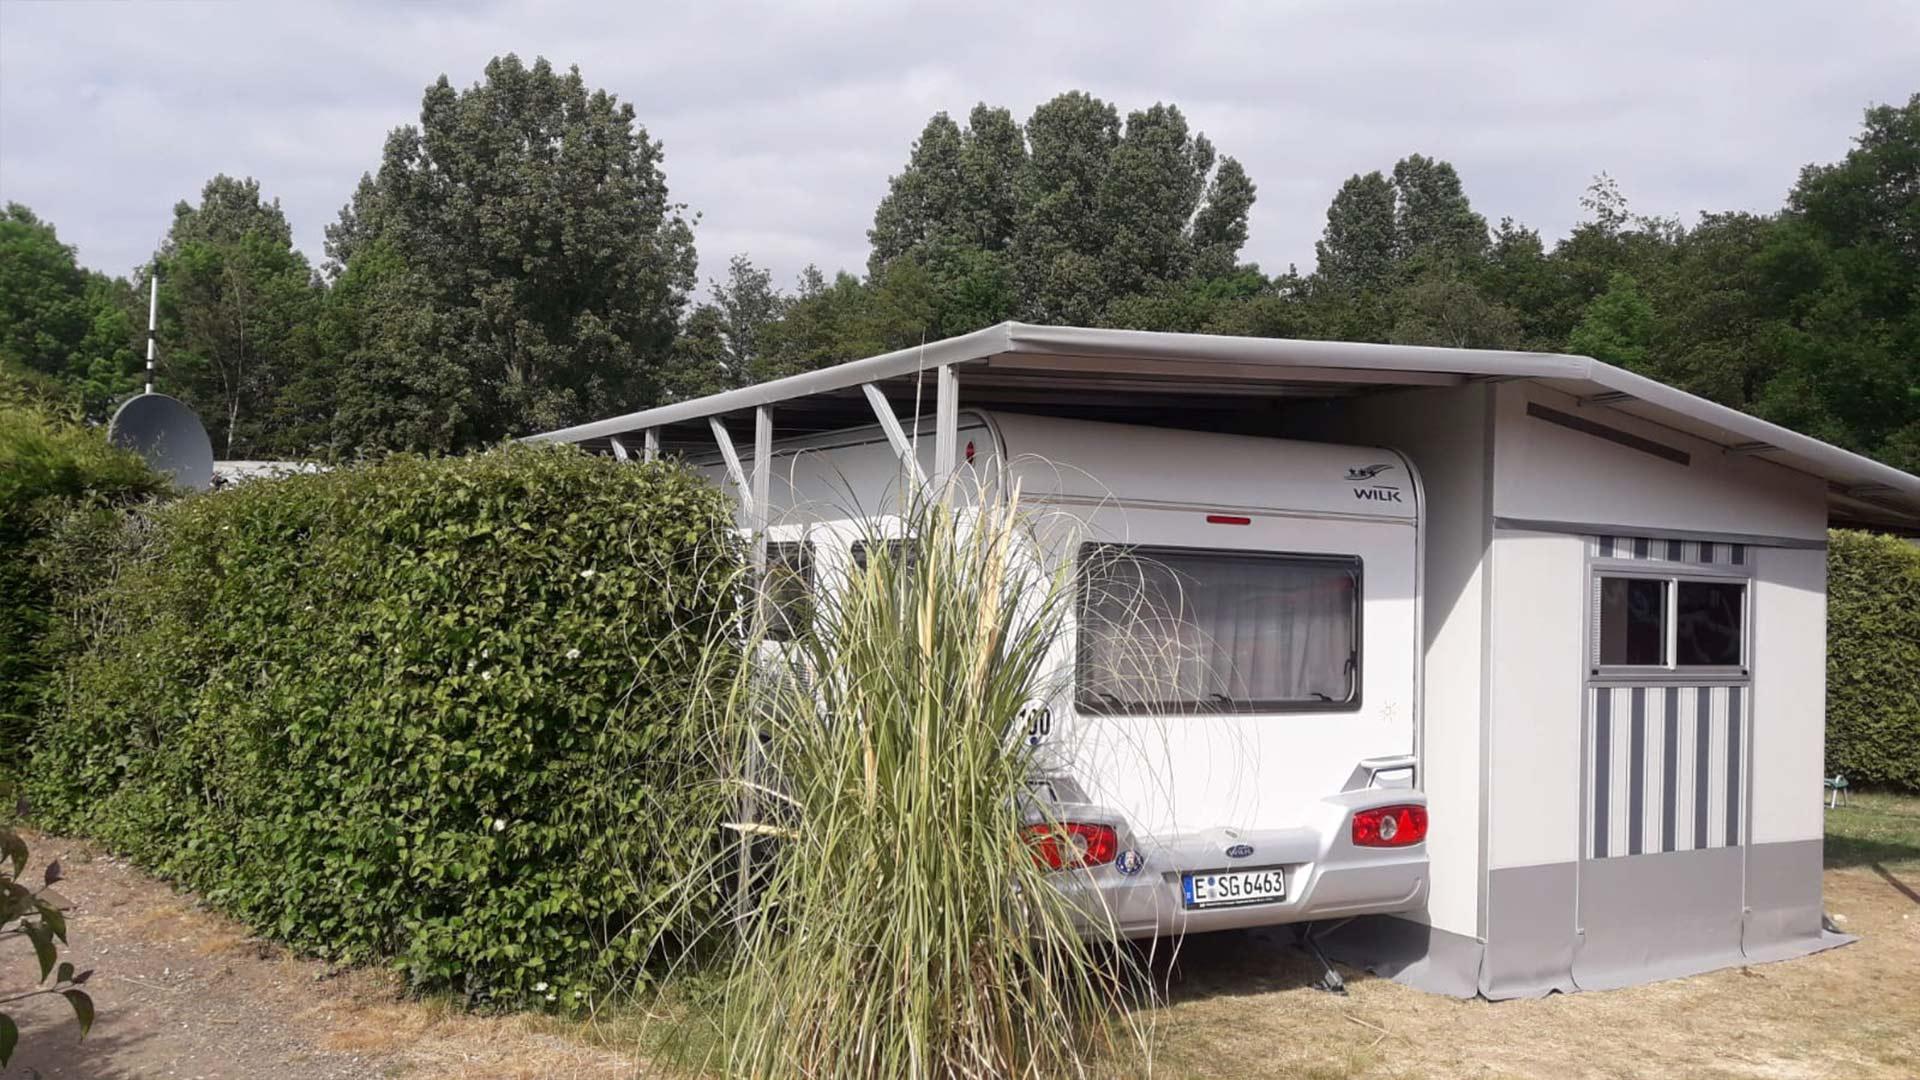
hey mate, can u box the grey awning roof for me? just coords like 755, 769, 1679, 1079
527, 322, 1920, 531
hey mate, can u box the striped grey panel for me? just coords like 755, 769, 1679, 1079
1588, 534, 1747, 566
1587, 685, 1746, 859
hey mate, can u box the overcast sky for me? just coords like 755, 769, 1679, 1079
2, 1, 1914, 294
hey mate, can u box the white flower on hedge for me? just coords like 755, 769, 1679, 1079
482, 669, 494, 682
533, 981, 548, 992
580, 568, 597, 579
545, 993, 557, 1002
565, 648, 581, 661
492, 818, 507, 832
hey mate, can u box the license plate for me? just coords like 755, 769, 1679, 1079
1182, 866, 1286, 909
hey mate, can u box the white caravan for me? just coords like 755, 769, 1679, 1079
722, 410, 1430, 942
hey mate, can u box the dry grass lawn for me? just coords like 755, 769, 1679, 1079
1146, 792, 1920, 1080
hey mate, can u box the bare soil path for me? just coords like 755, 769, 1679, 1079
2, 834, 642, 1080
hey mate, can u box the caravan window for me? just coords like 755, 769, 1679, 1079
1076, 545, 1361, 714
764, 541, 814, 641
849, 539, 915, 572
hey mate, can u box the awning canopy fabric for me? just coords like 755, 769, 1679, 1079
527, 322, 1920, 532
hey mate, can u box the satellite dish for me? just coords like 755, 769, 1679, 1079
108, 393, 214, 492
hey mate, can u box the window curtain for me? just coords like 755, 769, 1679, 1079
1079, 548, 1357, 711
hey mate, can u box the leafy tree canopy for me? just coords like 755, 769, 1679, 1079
330, 54, 697, 447
0, 205, 141, 420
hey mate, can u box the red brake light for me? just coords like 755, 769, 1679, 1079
1205, 514, 1252, 526
1352, 805, 1427, 847
1023, 822, 1119, 871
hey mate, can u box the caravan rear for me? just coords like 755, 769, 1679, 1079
731, 410, 1432, 940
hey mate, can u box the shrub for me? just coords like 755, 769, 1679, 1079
0, 391, 166, 770
26, 445, 742, 1004
1826, 529, 1920, 792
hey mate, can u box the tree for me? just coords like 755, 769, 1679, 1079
1389, 275, 1521, 350
1790, 94, 1920, 282
311, 239, 470, 456
1479, 217, 1569, 350
868, 113, 969, 273
1314, 155, 1491, 305
330, 54, 697, 444
660, 303, 733, 402
1567, 271, 1655, 369
711, 255, 789, 382
1191, 159, 1257, 280
0, 205, 141, 419
1314, 171, 1399, 295
869, 93, 1256, 329
152, 176, 321, 458
1392, 154, 1488, 265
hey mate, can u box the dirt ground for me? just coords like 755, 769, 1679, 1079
1, 834, 644, 1080
5, 808, 1917, 1079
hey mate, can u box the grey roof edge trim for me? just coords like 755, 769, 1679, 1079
1582, 359, 1920, 503
523, 321, 1920, 524
522, 322, 1015, 444
525, 322, 1590, 445
999, 322, 1593, 379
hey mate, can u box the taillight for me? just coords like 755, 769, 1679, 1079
1352, 805, 1427, 847
1023, 822, 1119, 871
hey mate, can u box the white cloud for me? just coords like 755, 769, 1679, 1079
2, 0, 1914, 291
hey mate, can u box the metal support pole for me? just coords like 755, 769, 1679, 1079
643, 428, 660, 462
862, 383, 929, 490
933, 364, 958, 492
710, 417, 753, 518
736, 407, 773, 928
144, 272, 158, 395
608, 436, 630, 462
751, 407, 772, 548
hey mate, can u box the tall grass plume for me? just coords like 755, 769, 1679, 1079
692, 482, 1151, 1078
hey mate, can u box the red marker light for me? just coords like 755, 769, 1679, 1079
1023, 822, 1119, 871
1205, 514, 1252, 526
1352, 805, 1428, 847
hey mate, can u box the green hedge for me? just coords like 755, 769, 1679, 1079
26, 446, 742, 1005
1827, 529, 1920, 792
1, 388, 167, 768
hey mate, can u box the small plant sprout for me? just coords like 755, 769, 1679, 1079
2, 819, 96, 1068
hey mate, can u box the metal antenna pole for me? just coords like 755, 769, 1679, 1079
144, 270, 159, 395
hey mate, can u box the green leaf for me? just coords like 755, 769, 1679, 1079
1, 1011, 17, 1067
25, 920, 55, 982
38, 901, 66, 943
0, 830, 26, 879
64, 989, 94, 1037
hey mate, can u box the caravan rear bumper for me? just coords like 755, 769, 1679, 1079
1046, 790, 1430, 939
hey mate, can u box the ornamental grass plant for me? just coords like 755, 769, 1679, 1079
670, 481, 1153, 1079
